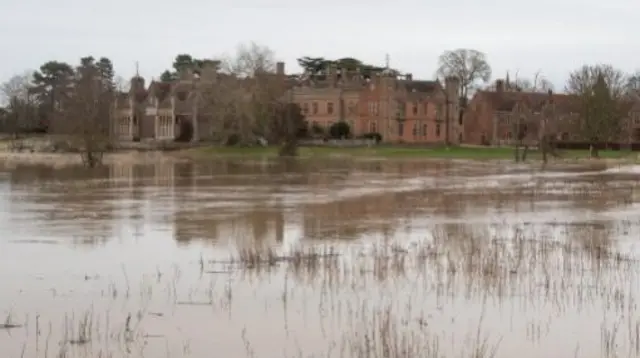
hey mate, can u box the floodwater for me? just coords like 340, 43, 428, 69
1, 158, 640, 357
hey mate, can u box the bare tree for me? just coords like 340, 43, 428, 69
1, 71, 35, 135
222, 42, 276, 77
436, 49, 491, 99
538, 92, 562, 165
1, 71, 32, 104
513, 71, 554, 92
114, 75, 130, 93
61, 59, 114, 167
202, 42, 285, 146
626, 71, 640, 97
485, 70, 554, 93
565, 64, 628, 157
274, 101, 305, 157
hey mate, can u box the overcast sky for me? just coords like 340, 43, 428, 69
1, 0, 638, 91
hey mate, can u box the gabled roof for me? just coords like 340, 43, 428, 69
477, 90, 580, 113
400, 80, 440, 94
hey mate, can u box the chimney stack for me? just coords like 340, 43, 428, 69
444, 76, 460, 102
276, 61, 285, 75
130, 76, 145, 93
200, 60, 220, 80
406, 73, 413, 81
496, 79, 504, 93
179, 68, 193, 81
329, 63, 337, 86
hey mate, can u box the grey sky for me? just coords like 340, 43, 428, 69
1, 0, 638, 91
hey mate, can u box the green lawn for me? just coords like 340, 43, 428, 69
190, 145, 637, 161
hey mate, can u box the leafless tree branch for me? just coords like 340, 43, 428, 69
436, 49, 491, 99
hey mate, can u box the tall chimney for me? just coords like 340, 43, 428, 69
496, 79, 504, 93
445, 76, 460, 101
276, 61, 285, 75
179, 68, 193, 81
130, 76, 145, 93
329, 64, 337, 86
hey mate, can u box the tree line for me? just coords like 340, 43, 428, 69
1, 44, 639, 164
0, 43, 313, 163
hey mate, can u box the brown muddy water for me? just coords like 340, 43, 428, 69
1, 158, 640, 358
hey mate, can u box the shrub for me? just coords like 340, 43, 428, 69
225, 133, 240, 146
311, 123, 325, 137
296, 122, 310, 139
329, 121, 351, 139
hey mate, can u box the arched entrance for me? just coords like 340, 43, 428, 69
174, 115, 193, 142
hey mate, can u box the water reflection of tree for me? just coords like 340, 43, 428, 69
6, 164, 116, 245
173, 203, 287, 246
165, 160, 520, 245
10, 158, 636, 251
169, 159, 367, 245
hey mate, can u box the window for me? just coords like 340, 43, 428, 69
119, 116, 130, 136
327, 102, 334, 114
302, 103, 309, 114
398, 122, 404, 136
412, 102, 418, 115
348, 102, 357, 114
312, 102, 318, 114
412, 123, 418, 136
368, 101, 380, 116
436, 123, 441, 137
396, 101, 406, 119
497, 112, 510, 125
436, 104, 443, 121
370, 121, 377, 133
158, 115, 173, 138
422, 124, 427, 136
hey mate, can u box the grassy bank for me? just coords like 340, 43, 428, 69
187, 145, 638, 161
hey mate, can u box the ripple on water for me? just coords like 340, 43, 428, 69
0, 159, 639, 357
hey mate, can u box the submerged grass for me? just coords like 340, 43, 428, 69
4, 227, 640, 357
6, 151, 640, 357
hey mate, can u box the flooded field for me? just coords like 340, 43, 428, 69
1, 158, 640, 357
